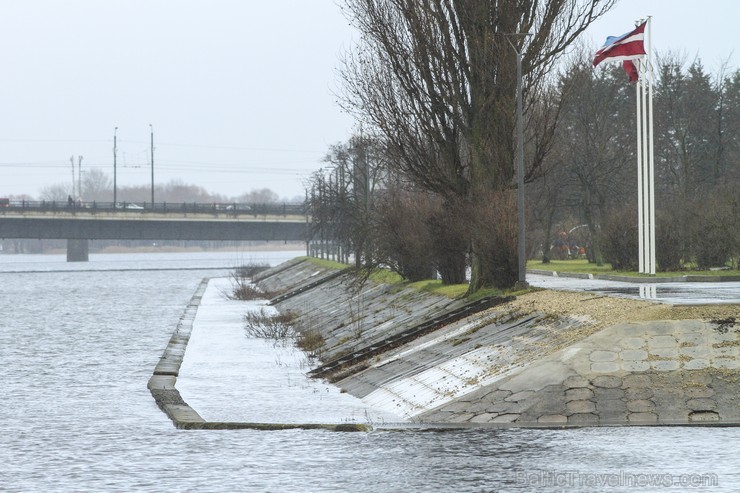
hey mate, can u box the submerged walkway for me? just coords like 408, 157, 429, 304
174, 277, 403, 425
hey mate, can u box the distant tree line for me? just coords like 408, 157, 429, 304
308, 51, 739, 284
29, 168, 289, 206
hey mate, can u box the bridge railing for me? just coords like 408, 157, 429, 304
0, 200, 306, 217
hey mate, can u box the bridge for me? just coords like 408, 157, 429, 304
0, 200, 308, 261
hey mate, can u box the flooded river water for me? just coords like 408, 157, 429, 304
1, 252, 737, 492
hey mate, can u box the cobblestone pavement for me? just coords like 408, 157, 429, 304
420, 319, 740, 425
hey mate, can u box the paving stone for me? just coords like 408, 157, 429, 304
621, 361, 651, 372
592, 375, 622, 388
648, 335, 677, 348
622, 374, 652, 388
712, 358, 740, 370
598, 412, 629, 424
541, 384, 566, 393
711, 347, 739, 359
465, 401, 493, 414
487, 401, 528, 414
524, 398, 566, 417
491, 413, 520, 423
620, 349, 648, 361
482, 389, 512, 403
565, 388, 594, 401
658, 409, 690, 424
628, 412, 658, 423
593, 387, 624, 400
678, 333, 707, 346
563, 375, 590, 388
568, 413, 599, 424
620, 337, 646, 349
596, 399, 628, 413
648, 322, 677, 336
591, 362, 620, 373
590, 350, 618, 362
618, 325, 648, 337
680, 346, 711, 359
683, 359, 710, 370
649, 347, 680, 359
625, 387, 654, 400
684, 372, 713, 385
652, 387, 686, 412
537, 414, 567, 424
627, 399, 655, 413
469, 413, 496, 423
686, 398, 717, 411
448, 412, 475, 423
689, 411, 720, 422
684, 386, 714, 399
506, 390, 535, 402
709, 332, 737, 344
650, 360, 680, 371
567, 400, 596, 414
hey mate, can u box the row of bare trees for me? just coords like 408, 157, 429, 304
323, 0, 616, 292
308, 33, 738, 287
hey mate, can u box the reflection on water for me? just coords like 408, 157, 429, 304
1, 252, 738, 492
640, 284, 657, 300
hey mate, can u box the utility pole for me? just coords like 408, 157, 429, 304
149, 124, 155, 208
77, 156, 83, 199
70, 156, 76, 199
113, 127, 118, 206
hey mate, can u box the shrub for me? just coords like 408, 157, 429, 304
692, 191, 738, 269
243, 309, 297, 340
229, 264, 282, 300
601, 206, 638, 271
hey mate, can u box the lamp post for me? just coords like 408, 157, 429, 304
508, 35, 529, 289
113, 127, 118, 206
149, 124, 154, 208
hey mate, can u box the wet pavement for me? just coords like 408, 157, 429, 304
527, 274, 739, 305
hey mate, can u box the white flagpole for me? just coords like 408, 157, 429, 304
636, 58, 644, 274
647, 16, 656, 275
640, 56, 650, 273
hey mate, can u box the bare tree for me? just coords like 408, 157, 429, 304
340, 0, 615, 290
81, 168, 112, 202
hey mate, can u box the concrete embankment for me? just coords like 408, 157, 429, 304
257, 259, 740, 427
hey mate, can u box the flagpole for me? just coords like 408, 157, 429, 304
641, 61, 649, 274
636, 59, 644, 274
647, 16, 656, 275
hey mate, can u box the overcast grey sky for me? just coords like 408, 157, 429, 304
0, 1, 736, 201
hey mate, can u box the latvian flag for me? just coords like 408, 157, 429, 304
593, 21, 647, 82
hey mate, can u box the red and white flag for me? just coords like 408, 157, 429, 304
592, 21, 647, 67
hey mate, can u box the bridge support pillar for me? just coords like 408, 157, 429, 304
67, 239, 89, 262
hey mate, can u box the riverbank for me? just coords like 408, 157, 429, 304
256, 258, 739, 426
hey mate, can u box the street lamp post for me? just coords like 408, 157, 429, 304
113, 127, 118, 206
508, 36, 529, 289
150, 124, 154, 208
